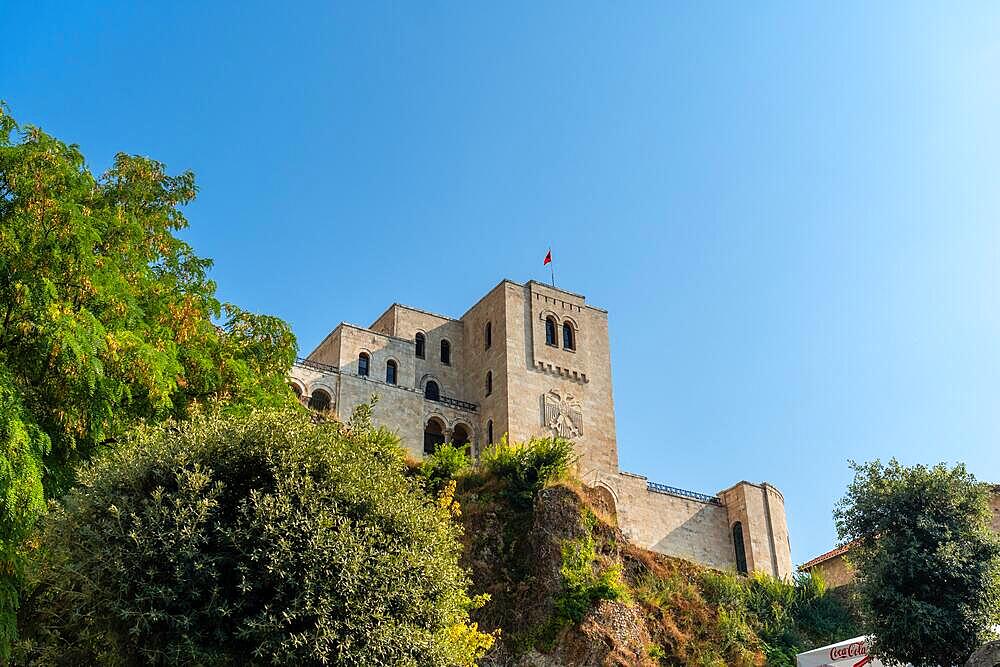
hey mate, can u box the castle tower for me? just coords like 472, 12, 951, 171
460, 280, 619, 479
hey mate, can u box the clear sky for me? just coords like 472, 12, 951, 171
4, 2, 999, 566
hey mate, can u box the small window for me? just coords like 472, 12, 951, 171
487, 419, 494, 445
386, 360, 397, 385
308, 389, 331, 412
562, 323, 575, 350
415, 332, 425, 359
358, 352, 370, 377
485, 371, 492, 397
424, 380, 440, 401
484, 322, 492, 350
545, 317, 557, 346
733, 522, 748, 575
440, 339, 451, 365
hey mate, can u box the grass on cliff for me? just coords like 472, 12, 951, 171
626, 545, 861, 666
423, 436, 861, 666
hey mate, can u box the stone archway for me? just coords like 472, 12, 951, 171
424, 417, 446, 455
451, 423, 471, 448
308, 388, 332, 412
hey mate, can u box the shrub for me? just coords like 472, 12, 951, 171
17, 408, 493, 666
421, 442, 471, 494
555, 533, 629, 623
480, 436, 575, 509
695, 568, 860, 666
541, 508, 629, 647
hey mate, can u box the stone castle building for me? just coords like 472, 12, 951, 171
289, 279, 793, 579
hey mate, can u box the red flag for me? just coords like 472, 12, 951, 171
543, 249, 552, 265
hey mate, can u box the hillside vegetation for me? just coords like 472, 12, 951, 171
18, 409, 858, 666
437, 438, 862, 666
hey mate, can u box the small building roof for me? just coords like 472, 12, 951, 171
799, 541, 856, 571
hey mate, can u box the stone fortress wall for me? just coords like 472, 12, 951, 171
288, 279, 793, 579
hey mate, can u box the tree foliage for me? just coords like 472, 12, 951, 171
17, 408, 494, 666
0, 102, 297, 653
835, 459, 1000, 666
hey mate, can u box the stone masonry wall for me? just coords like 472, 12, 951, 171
503, 281, 619, 478
718, 482, 792, 579
459, 282, 511, 453
605, 472, 737, 571
382, 306, 466, 399
808, 554, 855, 588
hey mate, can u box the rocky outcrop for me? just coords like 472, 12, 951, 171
966, 640, 1000, 667
464, 483, 654, 667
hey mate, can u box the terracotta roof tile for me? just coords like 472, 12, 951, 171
799, 541, 857, 571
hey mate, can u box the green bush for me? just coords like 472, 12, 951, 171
555, 533, 629, 623
696, 569, 860, 666
481, 436, 575, 509
534, 509, 629, 648
16, 408, 493, 666
421, 442, 471, 494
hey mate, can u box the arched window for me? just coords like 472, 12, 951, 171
289, 383, 302, 399
440, 339, 451, 365
562, 322, 575, 350
308, 389, 332, 412
484, 321, 492, 350
424, 380, 440, 401
452, 424, 470, 447
486, 419, 494, 445
415, 332, 425, 359
385, 360, 398, 385
424, 418, 445, 455
545, 317, 557, 346
733, 522, 748, 575
358, 352, 370, 377
485, 371, 492, 397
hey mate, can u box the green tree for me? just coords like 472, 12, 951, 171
835, 459, 1000, 666
17, 408, 493, 666
0, 104, 296, 650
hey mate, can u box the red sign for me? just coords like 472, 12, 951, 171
830, 641, 868, 661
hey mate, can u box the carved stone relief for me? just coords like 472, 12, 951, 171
543, 389, 583, 439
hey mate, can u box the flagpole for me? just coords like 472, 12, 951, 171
549, 247, 555, 287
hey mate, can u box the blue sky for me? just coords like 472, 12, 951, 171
4, 2, 999, 565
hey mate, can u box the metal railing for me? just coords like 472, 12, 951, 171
294, 357, 340, 374
647, 481, 721, 505
427, 394, 478, 413
295, 358, 478, 412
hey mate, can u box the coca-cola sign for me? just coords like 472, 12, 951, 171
829, 640, 868, 661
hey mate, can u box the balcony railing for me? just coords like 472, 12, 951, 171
647, 481, 721, 505
294, 358, 478, 412
294, 357, 339, 374
427, 394, 478, 413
